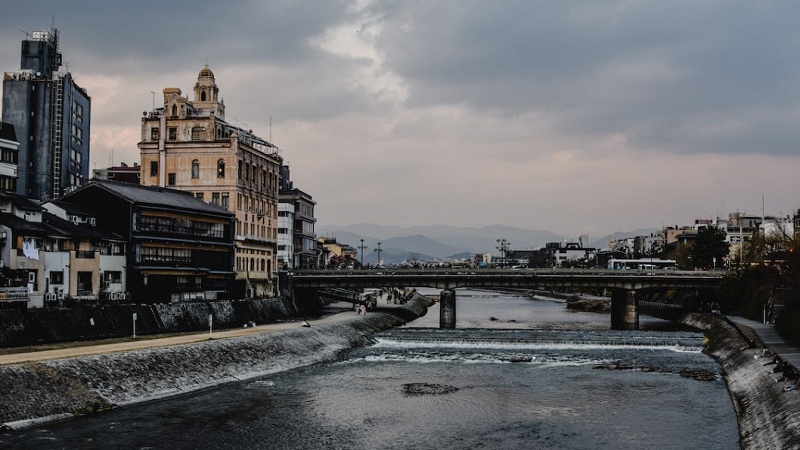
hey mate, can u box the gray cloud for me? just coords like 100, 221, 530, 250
1, 1, 798, 236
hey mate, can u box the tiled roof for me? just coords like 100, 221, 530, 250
0, 212, 54, 236
0, 191, 43, 211
42, 213, 123, 240
77, 180, 233, 217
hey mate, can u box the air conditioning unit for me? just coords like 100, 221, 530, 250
28, 272, 35, 283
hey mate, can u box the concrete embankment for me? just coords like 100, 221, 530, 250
0, 295, 432, 429
676, 312, 800, 450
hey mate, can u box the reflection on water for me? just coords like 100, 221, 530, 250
0, 289, 739, 450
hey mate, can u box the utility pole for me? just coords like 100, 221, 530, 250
374, 242, 383, 267
358, 239, 366, 269
496, 239, 510, 268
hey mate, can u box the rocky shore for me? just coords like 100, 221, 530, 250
0, 295, 431, 429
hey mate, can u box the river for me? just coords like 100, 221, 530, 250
1, 289, 739, 449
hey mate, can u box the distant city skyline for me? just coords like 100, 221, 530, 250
1, 1, 798, 236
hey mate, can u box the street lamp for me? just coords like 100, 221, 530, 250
374, 242, 383, 267
358, 239, 366, 269
496, 239, 510, 268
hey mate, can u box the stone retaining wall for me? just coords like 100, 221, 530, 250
678, 312, 800, 450
0, 299, 291, 347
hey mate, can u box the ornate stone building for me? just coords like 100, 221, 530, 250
138, 66, 281, 297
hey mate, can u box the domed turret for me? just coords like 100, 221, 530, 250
194, 65, 224, 119
198, 64, 215, 80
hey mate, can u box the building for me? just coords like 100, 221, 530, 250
318, 237, 357, 268
92, 162, 141, 184
0, 191, 124, 308
138, 66, 280, 297
2, 28, 91, 200
58, 180, 236, 304
0, 122, 19, 192
277, 202, 295, 269
279, 165, 317, 269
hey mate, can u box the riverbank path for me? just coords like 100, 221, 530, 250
728, 315, 800, 370
0, 303, 400, 366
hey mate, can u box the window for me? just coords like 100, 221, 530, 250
238, 160, 242, 179
221, 192, 229, 209
171, 104, 177, 116
151, 127, 160, 141
50, 271, 64, 285
71, 124, 83, 146
168, 173, 176, 185
201, 91, 207, 101
191, 127, 204, 141
217, 159, 225, 178
105, 271, 122, 284
150, 161, 158, 176
73, 102, 83, 122
191, 160, 199, 179
168, 127, 177, 141
195, 192, 204, 201
212, 192, 220, 205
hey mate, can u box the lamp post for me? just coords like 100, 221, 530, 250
358, 239, 366, 269
374, 242, 383, 267
496, 239, 510, 268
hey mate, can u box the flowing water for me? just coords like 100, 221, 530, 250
1, 289, 739, 449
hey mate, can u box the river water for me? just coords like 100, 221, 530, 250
2, 289, 739, 449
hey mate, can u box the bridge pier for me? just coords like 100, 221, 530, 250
611, 289, 639, 330
440, 289, 456, 329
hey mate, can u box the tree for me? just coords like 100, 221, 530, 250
691, 227, 730, 269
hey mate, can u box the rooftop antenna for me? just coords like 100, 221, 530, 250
270, 115, 272, 142
150, 91, 156, 111
18, 29, 30, 40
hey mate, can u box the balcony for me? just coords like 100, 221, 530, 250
75, 250, 96, 259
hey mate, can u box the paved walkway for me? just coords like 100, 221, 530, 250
728, 315, 800, 370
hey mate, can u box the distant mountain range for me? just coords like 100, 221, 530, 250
318, 224, 657, 265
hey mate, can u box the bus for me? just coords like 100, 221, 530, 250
607, 258, 678, 270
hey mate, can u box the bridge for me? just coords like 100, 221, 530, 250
285, 268, 725, 330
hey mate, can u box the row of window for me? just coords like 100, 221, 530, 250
48, 270, 121, 285
152, 160, 225, 179
0, 175, 16, 192
237, 160, 278, 190
150, 125, 235, 142
236, 257, 271, 274
0, 148, 18, 164
139, 246, 232, 269
237, 193, 276, 217
71, 124, 83, 146
235, 220, 276, 239
138, 215, 226, 238
194, 191, 230, 209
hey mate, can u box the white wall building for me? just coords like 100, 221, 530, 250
277, 202, 294, 269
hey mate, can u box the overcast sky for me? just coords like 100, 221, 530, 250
1, 1, 798, 238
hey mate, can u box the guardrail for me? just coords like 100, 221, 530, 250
0, 287, 29, 302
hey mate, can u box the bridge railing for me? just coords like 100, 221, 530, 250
288, 267, 727, 278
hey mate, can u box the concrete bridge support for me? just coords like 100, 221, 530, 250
611, 289, 639, 330
440, 289, 456, 329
